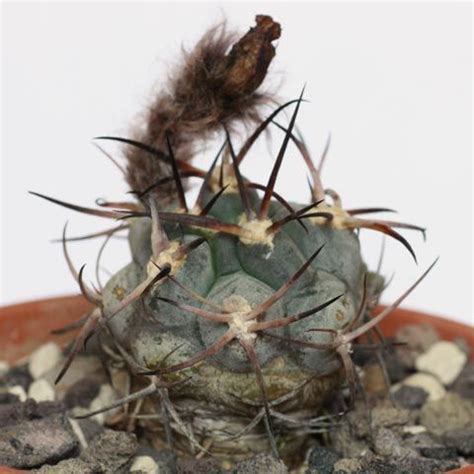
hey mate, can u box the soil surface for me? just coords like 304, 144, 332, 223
0, 321, 473, 473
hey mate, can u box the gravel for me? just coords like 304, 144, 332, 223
403, 433, 457, 459
63, 376, 102, 409
1, 365, 33, 390
29, 343, 62, 380
306, 444, 341, 473
0, 414, 79, 469
130, 455, 160, 473
442, 427, 474, 456
0, 399, 66, 427
453, 362, 474, 400
420, 393, 474, 436
80, 429, 138, 472
392, 385, 428, 409
415, 341, 467, 386
28, 379, 55, 403
394, 323, 439, 369
232, 453, 288, 473
397, 372, 446, 401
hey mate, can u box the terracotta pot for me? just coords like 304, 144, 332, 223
0, 295, 473, 473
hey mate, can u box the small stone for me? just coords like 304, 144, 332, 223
443, 427, 474, 456
0, 361, 9, 377
383, 349, 410, 383
136, 447, 177, 473
370, 403, 410, 430
0, 414, 79, 468
29, 342, 62, 380
375, 430, 396, 458
403, 425, 427, 435
330, 423, 371, 458
28, 379, 55, 402
1, 365, 32, 390
453, 337, 471, 357
415, 341, 467, 386
397, 372, 446, 401
306, 444, 340, 473
8, 385, 27, 402
420, 393, 474, 436
33, 457, 99, 473
44, 356, 105, 401
395, 323, 439, 368
0, 399, 66, 428
0, 392, 20, 404
178, 456, 225, 473
232, 453, 288, 473
332, 458, 362, 473
63, 376, 101, 408
373, 428, 408, 457
404, 433, 457, 459
80, 429, 138, 472
130, 455, 159, 473
452, 362, 474, 399
392, 384, 428, 409
360, 451, 459, 474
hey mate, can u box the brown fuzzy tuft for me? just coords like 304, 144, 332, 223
125, 15, 281, 201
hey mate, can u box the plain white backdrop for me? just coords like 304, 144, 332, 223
1, 2, 472, 325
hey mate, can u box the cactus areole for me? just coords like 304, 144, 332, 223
32, 15, 429, 465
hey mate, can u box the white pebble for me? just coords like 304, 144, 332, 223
28, 379, 55, 402
29, 342, 62, 379
415, 340, 467, 386
130, 455, 159, 473
400, 373, 446, 401
88, 384, 119, 425
0, 361, 9, 377
8, 385, 27, 402
403, 425, 427, 435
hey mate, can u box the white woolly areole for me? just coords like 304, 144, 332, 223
309, 202, 351, 230
146, 241, 184, 277
238, 214, 275, 249
224, 295, 257, 343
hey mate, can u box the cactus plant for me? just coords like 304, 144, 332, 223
31, 15, 434, 465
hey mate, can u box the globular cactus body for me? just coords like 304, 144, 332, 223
32, 14, 431, 465
101, 190, 365, 458
106, 193, 363, 386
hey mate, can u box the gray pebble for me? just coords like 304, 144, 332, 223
420, 393, 474, 436
232, 453, 288, 474
63, 376, 102, 409
452, 362, 474, 399
0, 392, 20, 404
80, 429, 138, 473
32, 457, 99, 473
403, 433, 457, 459
0, 413, 79, 468
0, 365, 32, 390
392, 385, 428, 409
306, 444, 340, 474
0, 399, 65, 427
397, 373, 446, 401
443, 427, 474, 456
178, 456, 225, 473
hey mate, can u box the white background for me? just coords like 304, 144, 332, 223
1, 2, 472, 325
